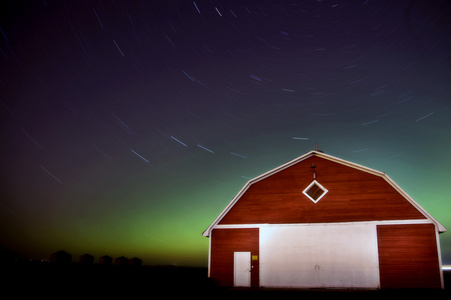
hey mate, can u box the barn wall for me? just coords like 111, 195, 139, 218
210, 228, 259, 287
377, 223, 443, 289
207, 153, 445, 289
219, 156, 426, 225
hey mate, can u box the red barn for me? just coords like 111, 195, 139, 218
203, 150, 446, 289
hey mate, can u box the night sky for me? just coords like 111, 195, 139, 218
1, 0, 450, 267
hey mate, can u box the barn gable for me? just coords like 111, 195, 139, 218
203, 150, 446, 236
204, 150, 446, 289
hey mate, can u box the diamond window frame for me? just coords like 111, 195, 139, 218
302, 180, 328, 203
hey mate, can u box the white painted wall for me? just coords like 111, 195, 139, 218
259, 223, 380, 289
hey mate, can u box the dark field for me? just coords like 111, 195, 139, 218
4, 261, 451, 299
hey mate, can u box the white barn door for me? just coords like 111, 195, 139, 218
234, 252, 251, 287
260, 223, 380, 289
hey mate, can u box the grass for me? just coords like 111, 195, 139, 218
4, 260, 450, 299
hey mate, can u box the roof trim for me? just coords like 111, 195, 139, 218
202, 150, 446, 237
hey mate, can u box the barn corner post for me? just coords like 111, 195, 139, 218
206, 230, 212, 278
436, 223, 446, 289
203, 150, 446, 290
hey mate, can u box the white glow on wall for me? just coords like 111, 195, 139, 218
259, 223, 380, 289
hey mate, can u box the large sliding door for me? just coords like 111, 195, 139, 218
260, 223, 380, 289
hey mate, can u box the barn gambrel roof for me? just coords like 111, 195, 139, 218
203, 150, 446, 237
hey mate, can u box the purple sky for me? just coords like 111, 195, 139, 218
1, 0, 450, 266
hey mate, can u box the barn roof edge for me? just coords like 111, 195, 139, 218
202, 150, 446, 237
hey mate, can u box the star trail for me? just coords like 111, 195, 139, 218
0, 0, 450, 267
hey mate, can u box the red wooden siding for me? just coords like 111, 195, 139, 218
219, 156, 426, 225
210, 228, 259, 287
377, 224, 442, 288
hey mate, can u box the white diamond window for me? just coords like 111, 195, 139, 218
303, 180, 328, 203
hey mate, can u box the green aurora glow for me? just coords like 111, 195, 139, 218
1, 1, 450, 267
